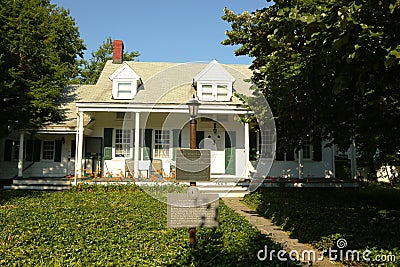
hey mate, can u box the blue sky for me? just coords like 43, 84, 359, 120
50, 0, 270, 64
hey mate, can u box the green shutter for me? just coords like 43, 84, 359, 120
249, 131, 258, 161
54, 140, 62, 162
25, 140, 33, 161
4, 139, 12, 161
144, 129, 152, 160
103, 147, 112, 160
275, 150, 285, 161
286, 146, 295, 161
33, 140, 41, 162
172, 129, 180, 160
312, 139, 322, 161
103, 128, 113, 160
104, 128, 113, 147
71, 140, 76, 158
225, 131, 236, 175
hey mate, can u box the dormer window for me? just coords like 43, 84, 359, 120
194, 60, 235, 102
117, 82, 133, 98
109, 63, 141, 100
198, 83, 232, 101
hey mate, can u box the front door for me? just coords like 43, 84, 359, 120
225, 131, 236, 175
200, 130, 225, 174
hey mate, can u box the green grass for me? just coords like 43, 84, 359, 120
243, 185, 400, 266
0, 184, 298, 266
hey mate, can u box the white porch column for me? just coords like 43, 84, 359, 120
244, 121, 250, 178
134, 112, 140, 178
76, 111, 84, 180
17, 132, 24, 178
298, 149, 304, 179
350, 138, 357, 180
332, 143, 336, 178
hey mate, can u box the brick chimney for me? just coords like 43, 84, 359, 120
113, 40, 124, 64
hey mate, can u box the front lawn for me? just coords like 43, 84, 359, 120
0, 184, 297, 266
243, 185, 400, 266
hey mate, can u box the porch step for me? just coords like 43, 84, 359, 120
4, 185, 71, 191
4, 177, 71, 191
179, 180, 250, 198
198, 187, 249, 198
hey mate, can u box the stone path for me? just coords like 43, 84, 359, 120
222, 198, 342, 267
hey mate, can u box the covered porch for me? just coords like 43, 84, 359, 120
74, 103, 252, 184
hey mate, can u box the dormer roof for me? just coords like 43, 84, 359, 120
194, 59, 235, 83
109, 62, 140, 80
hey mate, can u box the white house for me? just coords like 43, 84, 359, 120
0, 40, 336, 183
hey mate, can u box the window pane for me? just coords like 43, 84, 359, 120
13, 141, 20, 160
202, 84, 213, 96
217, 85, 228, 96
117, 83, 132, 98
115, 129, 131, 157
42, 140, 55, 160
303, 136, 311, 159
154, 130, 170, 158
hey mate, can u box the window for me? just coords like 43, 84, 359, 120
42, 140, 55, 160
13, 141, 20, 160
217, 85, 228, 100
302, 136, 312, 159
117, 82, 132, 99
115, 129, 131, 158
198, 83, 232, 101
202, 84, 213, 97
154, 130, 170, 158
109, 64, 141, 100
116, 112, 131, 120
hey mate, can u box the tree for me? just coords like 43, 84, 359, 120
77, 37, 140, 84
222, 0, 400, 176
0, 0, 85, 137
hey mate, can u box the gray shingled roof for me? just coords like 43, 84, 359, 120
49, 60, 253, 130
77, 60, 252, 104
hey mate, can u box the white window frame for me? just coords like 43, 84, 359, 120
114, 129, 132, 158
12, 140, 20, 160
154, 130, 170, 158
217, 84, 229, 100
302, 136, 312, 160
294, 136, 313, 160
42, 140, 55, 161
197, 82, 232, 101
111, 79, 138, 100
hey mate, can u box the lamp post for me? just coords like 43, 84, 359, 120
187, 96, 200, 149
186, 96, 200, 246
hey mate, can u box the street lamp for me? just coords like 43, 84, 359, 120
186, 96, 200, 246
186, 96, 200, 149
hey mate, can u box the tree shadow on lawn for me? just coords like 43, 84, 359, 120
167, 203, 300, 267
0, 189, 49, 206
245, 187, 400, 252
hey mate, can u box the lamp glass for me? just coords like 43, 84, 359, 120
186, 98, 200, 118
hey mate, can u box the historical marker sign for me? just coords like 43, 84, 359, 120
167, 193, 219, 228
175, 148, 211, 181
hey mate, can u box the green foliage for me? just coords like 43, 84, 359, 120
222, 1, 400, 174
0, 185, 297, 266
76, 37, 140, 84
0, 0, 85, 136
243, 186, 400, 265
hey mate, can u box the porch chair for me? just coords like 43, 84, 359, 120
138, 160, 151, 179
150, 159, 164, 179
125, 159, 135, 179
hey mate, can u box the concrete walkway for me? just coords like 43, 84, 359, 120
223, 198, 341, 266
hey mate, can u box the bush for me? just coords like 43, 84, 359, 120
243, 186, 400, 266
